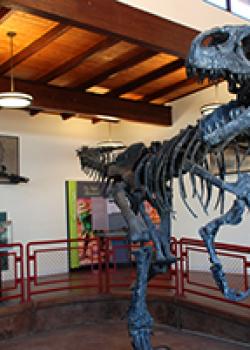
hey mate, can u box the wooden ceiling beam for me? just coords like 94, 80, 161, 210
28, 108, 42, 116
0, 77, 172, 126
166, 81, 214, 103
2, 0, 198, 58
0, 7, 12, 22
143, 78, 197, 102
76, 50, 156, 90
108, 58, 185, 97
0, 23, 70, 75
60, 112, 75, 120
38, 37, 120, 83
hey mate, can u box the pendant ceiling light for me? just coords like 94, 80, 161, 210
97, 119, 125, 149
200, 102, 222, 116
0, 32, 33, 109
200, 84, 221, 116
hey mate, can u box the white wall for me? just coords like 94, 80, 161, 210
117, 0, 247, 30
0, 108, 182, 246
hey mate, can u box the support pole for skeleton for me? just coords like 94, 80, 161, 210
128, 247, 154, 350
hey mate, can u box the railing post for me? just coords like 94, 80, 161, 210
244, 260, 250, 291
19, 244, 25, 303
97, 237, 103, 293
173, 238, 179, 296
179, 239, 185, 297
105, 238, 110, 293
26, 243, 32, 302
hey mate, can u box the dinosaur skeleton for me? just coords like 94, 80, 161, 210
77, 25, 250, 350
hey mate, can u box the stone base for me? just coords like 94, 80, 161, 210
0, 294, 249, 344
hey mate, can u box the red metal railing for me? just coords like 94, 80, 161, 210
0, 243, 24, 303
179, 238, 250, 308
104, 237, 178, 295
26, 237, 104, 302
0, 237, 249, 309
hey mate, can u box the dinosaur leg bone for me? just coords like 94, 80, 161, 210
139, 204, 168, 263
111, 182, 149, 243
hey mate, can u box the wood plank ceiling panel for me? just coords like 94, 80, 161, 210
152, 79, 212, 104
99, 53, 177, 92
122, 67, 187, 100
1, 0, 198, 57
0, 2, 212, 125
38, 36, 118, 83
77, 50, 156, 91
107, 58, 185, 98
50, 41, 143, 88
12, 27, 105, 80
0, 23, 70, 76
0, 10, 57, 65
143, 78, 195, 102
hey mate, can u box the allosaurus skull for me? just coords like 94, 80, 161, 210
186, 25, 250, 99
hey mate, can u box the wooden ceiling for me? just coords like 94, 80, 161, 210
0, 1, 212, 126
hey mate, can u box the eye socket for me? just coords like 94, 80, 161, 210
241, 34, 250, 61
201, 31, 229, 47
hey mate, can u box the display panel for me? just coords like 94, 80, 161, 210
66, 180, 126, 269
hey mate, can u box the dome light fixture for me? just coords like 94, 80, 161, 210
0, 32, 33, 109
97, 140, 125, 148
97, 119, 125, 149
200, 102, 221, 116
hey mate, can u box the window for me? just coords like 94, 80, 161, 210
230, 0, 250, 20
205, 0, 227, 9
205, 0, 250, 21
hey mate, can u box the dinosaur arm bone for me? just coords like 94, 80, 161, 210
199, 199, 250, 301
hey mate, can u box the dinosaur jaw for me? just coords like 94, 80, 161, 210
186, 65, 249, 96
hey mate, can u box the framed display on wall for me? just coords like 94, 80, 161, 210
0, 135, 19, 183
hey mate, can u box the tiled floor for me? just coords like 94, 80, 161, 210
1, 321, 249, 350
